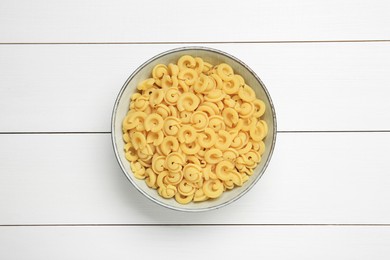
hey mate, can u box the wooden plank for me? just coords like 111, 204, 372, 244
0, 226, 389, 259
0, 132, 389, 224
1, 43, 390, 132
0, 0, 389, 42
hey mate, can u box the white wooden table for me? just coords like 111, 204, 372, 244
1, 0, 390, 258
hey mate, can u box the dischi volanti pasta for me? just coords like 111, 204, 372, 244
122, 55, 267, 204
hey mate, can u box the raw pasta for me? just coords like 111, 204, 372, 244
123, 55, 268, 204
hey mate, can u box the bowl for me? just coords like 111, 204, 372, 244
112, 47, 277, 212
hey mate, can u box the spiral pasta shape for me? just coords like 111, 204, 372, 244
177, 92, 200, 112
203, 179, 224, 199
191, 111, 209, 131
144, 113, 164, 133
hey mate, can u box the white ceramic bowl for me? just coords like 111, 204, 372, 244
112, 47, 277, 212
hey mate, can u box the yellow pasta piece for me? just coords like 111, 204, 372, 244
123, 131, 131, 143
123, 111, 146, 131
216, 100, 224, 111
145, 168, 157, 188
164, 87, 180, 105
177, 125, 197, 144
215, 130, 232, 151
183, 164, 202, 183
155, 104, 170, 118
230, 171, 244, 186
149, 89, 165, 107
204, 89, 225, 102
144, 113, 164, 133
197, 104, 215, 117
202, 102, 220, 114
144, 105, 152, 115
131, 92, 142, 102
165, 152, 185, 172
235, 74, 245, 86
178, 68, 198, 86
161, 75, 179, 89
140, 144, 153, 156
177, 92, 200, 112
137, 78, 155, 91
186, 155, 201, 166
209, 74, 223, 90
125, 148, 138, 162
238, 84, 256, 102
130, 162, 146, 180
193, 188, 208, 202
178, 79, 190, 92
160, 136, 179, 155
146, 131, 164, 146
216, 63, 234, 81
197, 146, 207, 158
152, 64, 168, 87
202, 62, 213, 73
158, 184, 177, 199
168, 63, 180, 76
222, 148, 239, 162
131, 132, 147, 150
197, 127, 217, 148
178, 55, 196, 70
215, 160, 234, 181
208, 115, 225, 132
193, 74, 210, 93
223, 180, 234, 190
243, 150, 261, 168
166, 171, 184, 185
241, 118, 256, 132
258, 141, 266, 155
175, 193, 194, 204
168, 105, 178, 118
223, 97, 236, 108
194, 57, 204, 74
222, 75, 240, 94
180, 141, 200, 155
238, 142, 253, 155
203, 179, 224, 199
191, 111, 209, 131
253, 99, 266, 118
178, 180, 196, 196
180, 111, 192, 124
204, 148, 223, 164
163, 116, 181, 136
222, 107, 239, 127
250, 120, 267, 142
151, 155, 166, 173
238, 102, 255, 119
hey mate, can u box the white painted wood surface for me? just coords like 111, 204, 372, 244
0, 0, 389, 42
1, 0, 390, 258
1, 226, 389, 260
1, 43, 390, 132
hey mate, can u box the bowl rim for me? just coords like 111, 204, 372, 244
111, 46, 277, 212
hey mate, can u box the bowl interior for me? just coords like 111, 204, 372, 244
112, 47, 276, 211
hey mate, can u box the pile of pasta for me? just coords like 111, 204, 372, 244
123, 55, 268, 204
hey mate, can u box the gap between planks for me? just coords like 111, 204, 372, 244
1, 131, 390, 135
0, 40, 390, 45
1, 224, 390, 227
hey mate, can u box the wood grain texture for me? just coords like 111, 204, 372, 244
1, 133, 389, 224
1, 43, 390, 132
1, 0, 390, 258
0, 0, 389, 42
1, 226, 389, 259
